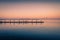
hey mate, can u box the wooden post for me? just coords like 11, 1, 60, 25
19, 19, 20, 23
4, 19, 6, 23
31, 19, 33, 24
22, 19, 25, 23
10, 19, 11, 23
36, 19, 37, 23
14, 19, 15, 23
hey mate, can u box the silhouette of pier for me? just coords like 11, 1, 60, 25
0, 19, 44, 23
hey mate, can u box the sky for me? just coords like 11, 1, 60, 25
0, 0, 60, 18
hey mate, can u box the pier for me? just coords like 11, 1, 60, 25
0, 19, 44, 23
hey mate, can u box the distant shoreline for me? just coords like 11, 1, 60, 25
0, 18, 60, 20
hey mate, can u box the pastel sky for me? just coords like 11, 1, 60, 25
0, 0, 60, 18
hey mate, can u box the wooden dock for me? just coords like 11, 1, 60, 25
0, 19, 44, 23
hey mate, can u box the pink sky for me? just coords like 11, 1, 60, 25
0, 2, 60, 18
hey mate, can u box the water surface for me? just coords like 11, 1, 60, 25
0, 20, 60, 40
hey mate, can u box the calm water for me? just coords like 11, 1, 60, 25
0, 20, 60, 40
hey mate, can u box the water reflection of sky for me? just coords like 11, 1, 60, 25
0, 20, 60, 40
